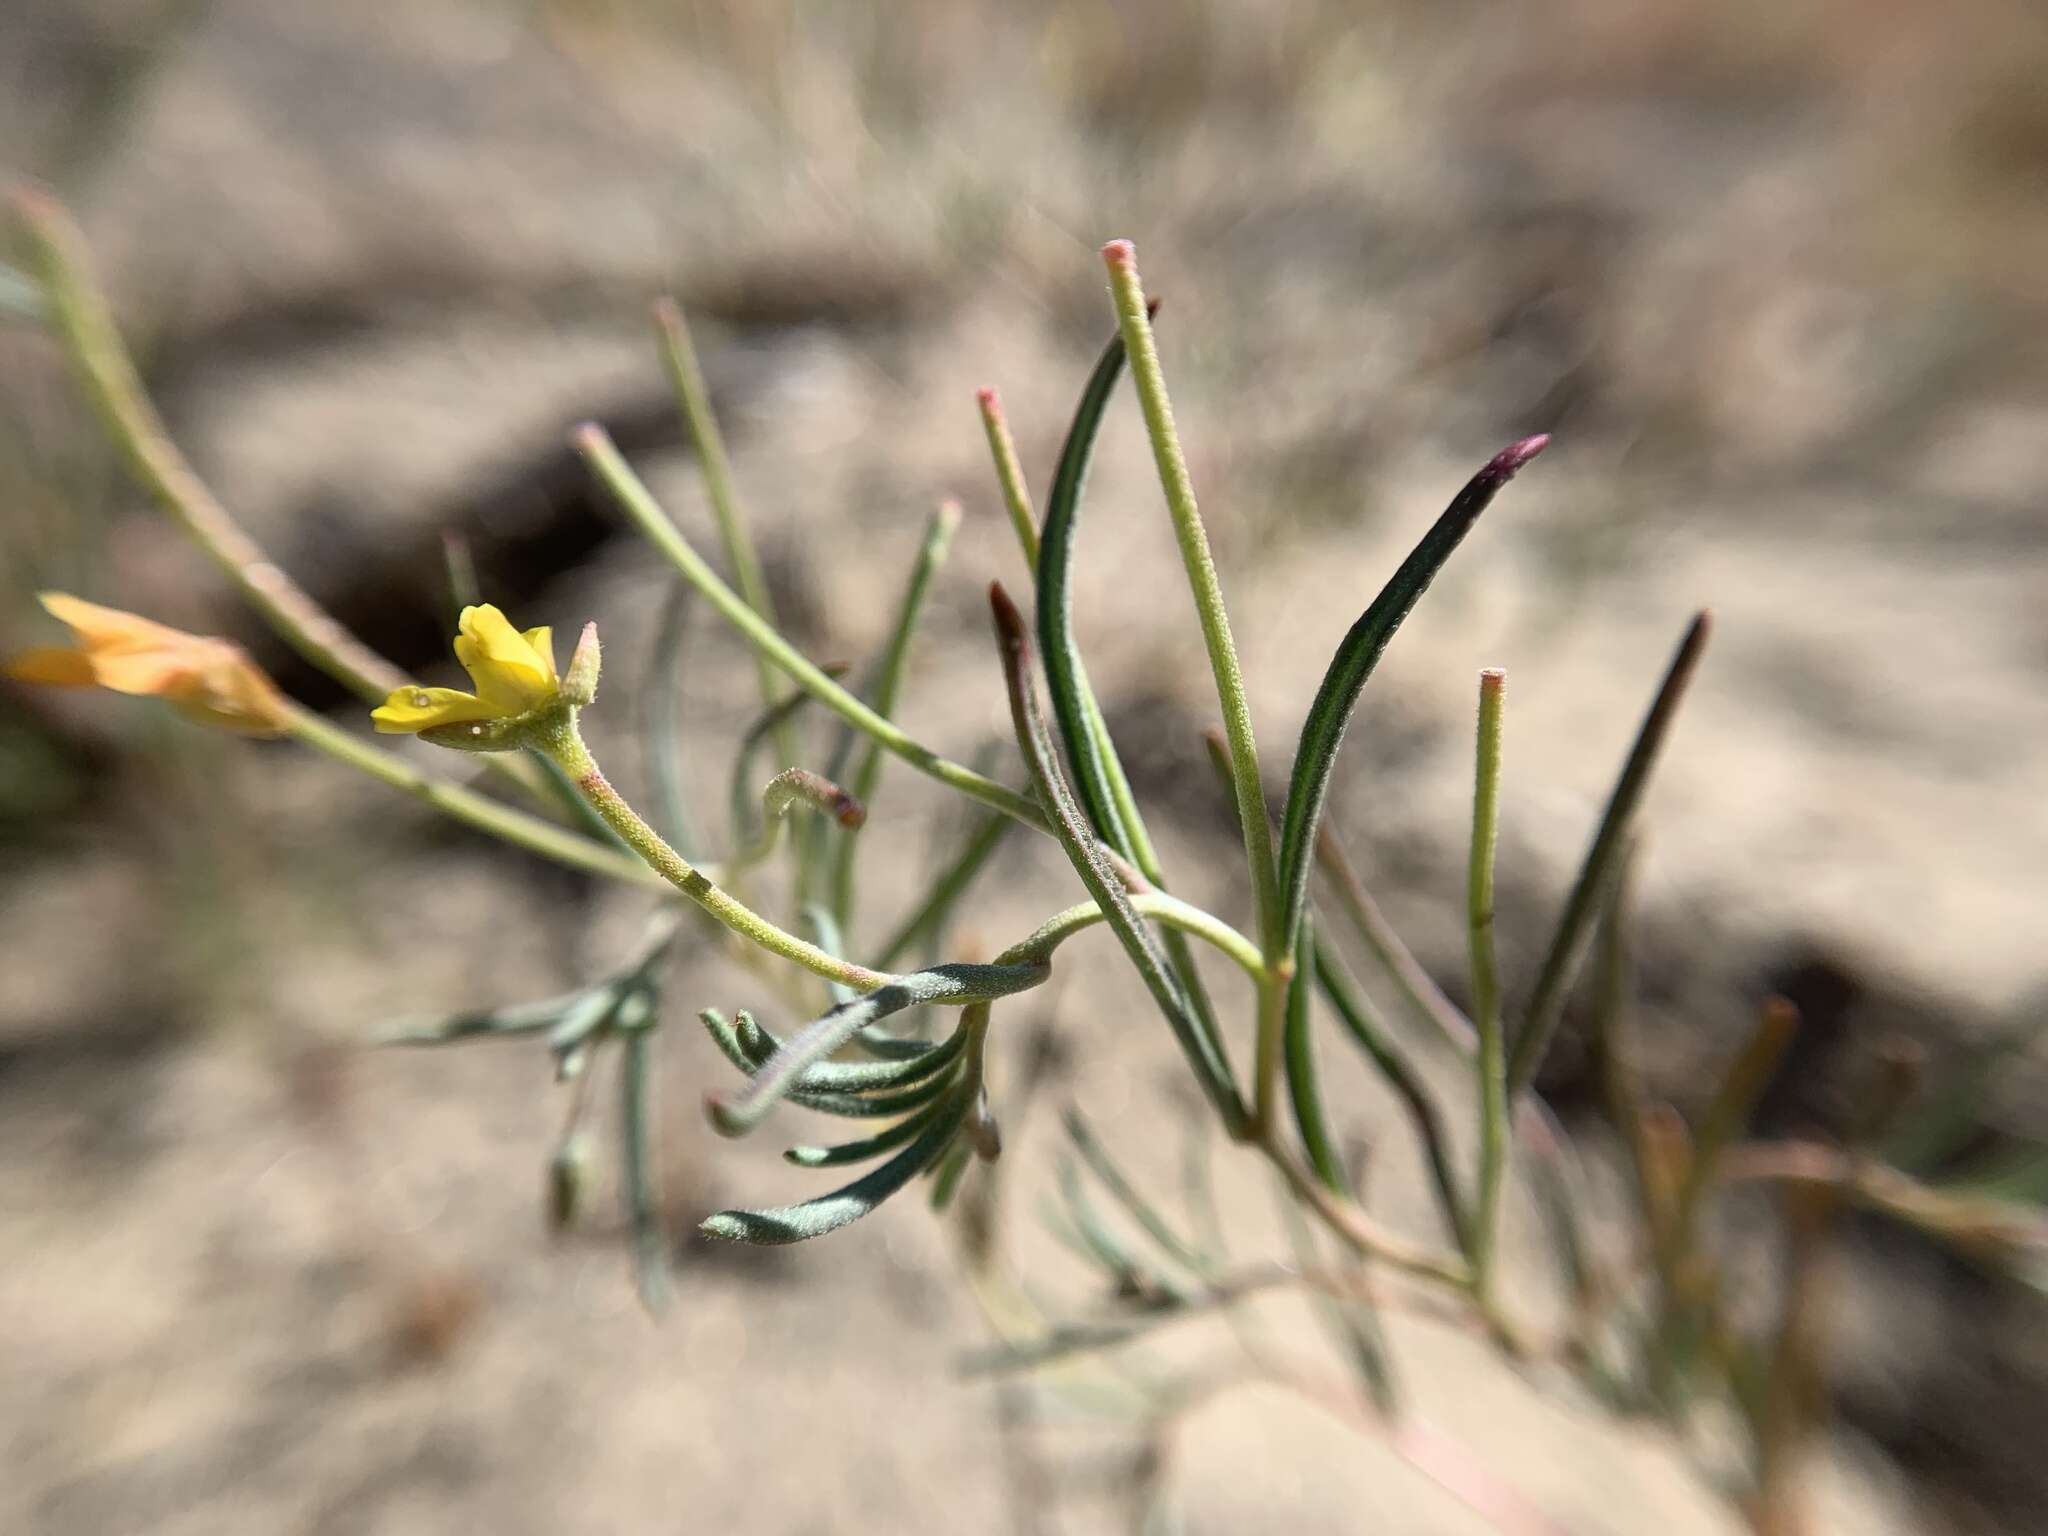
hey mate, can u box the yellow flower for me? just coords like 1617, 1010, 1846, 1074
7, 592, 290, 735
372, 604, 558, 735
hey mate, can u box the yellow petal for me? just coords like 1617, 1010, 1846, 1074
6, 645, 98, 686
18, 594, 289, 734
453, 604, 554, 712
39, 593, 196, 657
372, 685, 498, 733
521, 626, 558, 685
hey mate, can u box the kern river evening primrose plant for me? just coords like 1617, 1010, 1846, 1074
8, 188, 2044, 1533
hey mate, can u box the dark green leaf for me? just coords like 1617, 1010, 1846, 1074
1312, 941, 1471, 1254
1036, 317, 1140, 855
1509, 610, 1712, 1093
1276, 436, 1549, 956
1284, 919, 1347, 1194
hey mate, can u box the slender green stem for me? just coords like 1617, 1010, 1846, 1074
1468, 670, 1509, 1296
653, 299, 789, 734
577, 424, 1047, 832
831, 499, 960, 926
1101, 241, 1282, 961
994, 892, 1266, 979
541, 725, 890, 994
1315, 822, 1475, 1055
18, 190, 404, 705
976, 386, 1039, 568
21, 189, 561, 809
283, 707, 658, 887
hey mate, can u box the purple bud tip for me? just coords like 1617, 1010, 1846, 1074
1491, 434, 1551, 478
1102, 239, 1136, 269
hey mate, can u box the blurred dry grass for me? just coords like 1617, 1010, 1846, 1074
3, 0, 2047, 1531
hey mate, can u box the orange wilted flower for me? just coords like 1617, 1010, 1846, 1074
7, 592, 291, 736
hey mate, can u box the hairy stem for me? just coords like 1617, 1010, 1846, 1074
544, 726, 889, 993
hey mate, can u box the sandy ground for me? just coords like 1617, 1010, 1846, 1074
4, 1, 2047, 1531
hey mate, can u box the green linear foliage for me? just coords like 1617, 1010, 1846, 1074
1508, 611, 1712, 1094
725, 1005, 965, 1091
1276, 435, 1549, 959
990, 581, 1246, 1129
704, 961, 1045, 1136
700, 1002, 994, 1245
785, 1107, 942, 1169
620, 1009, 669, 1312
37, 188, 2048, 1530
1037, 312, 1146, 857
1030, 307, 1239, 1128
869, 809, 1014, 971
1063, 1108, 1215, 1281
830, 499, 961, 927
1284, 920, 1347, 1195
1311, 942, 1471, 1255
643, 580, 699, 858
702, 1080, 977, 1245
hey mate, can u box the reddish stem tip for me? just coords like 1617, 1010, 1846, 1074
570, 420, 606, 452
652, 294, 680, 325
987, 580, 1026, 647
1491, 433, 1551, 477
1479, 667, 1507, 689
1101, 238, 1136, 269
975, 385, 1001, 412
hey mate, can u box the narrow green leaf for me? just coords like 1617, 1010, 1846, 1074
785, 1100, 947, 1168
643, 580, 699, 858
620, 1023, 669, 1314
1064, 1108, 1215, 1279
1509, 610, 1713, 1094
1032, 313, 1240, 1127
726, 1007, 966, 1094
1036, 316, 1142, 855
1312, 942, 1472, 1254
929, 1143, 973, 1210
1284, 918, 1347, 1194
1276, 436, 1549, 956
700, 1084, 973, 1244
990, 581, 1245, 1131
829, 499, 962, 926
377, 982, 614, 1046
705, 961, 1044, 1136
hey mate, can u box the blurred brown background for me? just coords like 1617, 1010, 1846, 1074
3, 2, 2046, 1532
